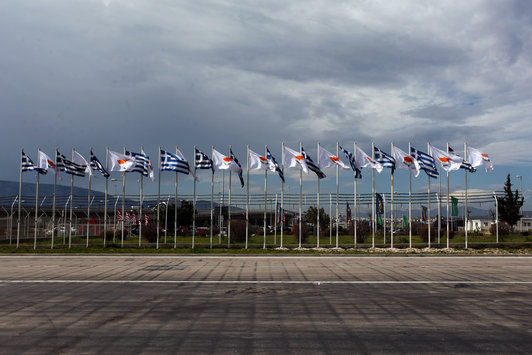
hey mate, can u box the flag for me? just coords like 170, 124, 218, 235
195, 148, 213, 172
377, 213, 383, 227
131, 211, 137, 225
38, 151, 60, 175
22, 150, 46, 174
356, 146, 383, 173
374, 146, 395, 173
376, 193, 384, 214
319, 147, 350, 170
283, 146, 309, 174
108, 150, 135, 172
230, 148, 245, 188
125, 149, 154, 181
90, 149, 110, 178
161, 149, 198, 181
339, 145, 362, 179
410, 147, 439, 178
267, 148, 285, 182
402, 216, 408, 228
125, 211, 130, 224
346, 202, 352, 223
56, 150, 86, 177
249, 149, 273, 171
448, 147, 476, 172
430, 146, 462, 172
451, 196, 458, 217
301, 146, 326, 179
422, 206, 427, 221
73, 150, 92, 176
117, 209, 122, 222
392, 146, 420, 177
212, 149, 240, 172
467, 146, 494, 173
144, 213, 149, 226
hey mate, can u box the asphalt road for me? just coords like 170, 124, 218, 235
1, 255, 531, 354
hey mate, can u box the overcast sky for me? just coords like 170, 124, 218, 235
2, 1, 531, 206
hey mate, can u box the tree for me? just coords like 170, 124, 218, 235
498, 174, 524, 228
303, 206, 330, 229
159, 200, 193, 233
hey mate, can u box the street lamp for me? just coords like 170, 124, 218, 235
516, 175, 523, 232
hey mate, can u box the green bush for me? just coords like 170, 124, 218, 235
293, 223, 310, 244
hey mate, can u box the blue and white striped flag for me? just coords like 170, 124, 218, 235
339, 145, 362, 179
230, 148, 245, 188
195, 148, 213, 172
90, 149, 109, 178
56, 150, 86, 177
374, 146, 395, 173
448, 147, 476, 172
22, 150, 46, 174
266, 148, 284, 183
410, 146, 439, 179
125, 149, 154, 180
301, 146, 326, 179
160, 149, 190, 174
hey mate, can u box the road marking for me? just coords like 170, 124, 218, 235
0, 255, 530, 259
1, 280, 532, 285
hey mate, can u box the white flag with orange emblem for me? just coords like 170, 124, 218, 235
355, 146, 383, 173
249, 149, 275, 171
467, 146, 494, 172
430, 146, 462, 172
212, 149, 240, 172
319, 147, 350, 170
108, 150, 135, 172
283, 146, 309, 174
392, 146, 420, 177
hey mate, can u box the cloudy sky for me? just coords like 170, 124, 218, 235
2, 0, 531, 206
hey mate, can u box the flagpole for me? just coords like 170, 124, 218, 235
156, 147, 161, 249
121, 147, 126, 248
317, 142, 320, 249
192, 146, 197, 249
438, 168, 442, 245
383, 193, 386, 245
246, 145, 250, 249
210, 145, 214, 249
371, 142, 375, 248
17, 149, 23, 248
264, 145, 268, 249
299, 142, 303, 248
139, 147, 144, 247
274, 193, 278, 245
104, 147, 109, 248
427, 143, 431, 249
464, 142, 469, 249
281, 142, 285, 248
354, 142, 357, 248
69, 148, 74, 249
220, 170, 224, 245
51, 149, 57, 249
87, 152, 91, 248
228, 145, 232, 248
34, 149, 40, 249
174, 146, 179, 249
390, 143, 394, 249
408, 143, 412, 248
444, 142, 450, 249
329, 193, 332, 244
335, 142, 339, 248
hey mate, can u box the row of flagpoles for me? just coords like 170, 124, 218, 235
17, 143, 493, 249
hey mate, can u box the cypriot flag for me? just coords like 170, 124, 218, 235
319, 147, 350, 170
283, 146, 309, 174
392, 146, 420, 177
430, 146, 462, 172
212, 149, 240, 172
467, 146, 494, 172
355, 146, 383, 173
249, 149, 275, 171
108, 150, 135, 172
38, 151, 60, 175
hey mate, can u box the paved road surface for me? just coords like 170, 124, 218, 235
1, 255, 531, 354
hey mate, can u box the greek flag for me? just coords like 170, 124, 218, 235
22, 150, 46, 174
339, 145, 362, 179
230, 148, 245, 188
56, 150, 86, 177
195, 148, 213, 171
374, 146, 395, 173
125, 150, 151, 176
90, 149, 109, 178
448, 147, 476, 172
266, 148, 284, 183
301, 146, 326, 179
410, 147, 439, 179
160, 149, 190, 175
